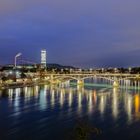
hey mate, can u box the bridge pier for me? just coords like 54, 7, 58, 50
77, 79, 84, 86
49, 79, 60, 85
113, 80, 119, 88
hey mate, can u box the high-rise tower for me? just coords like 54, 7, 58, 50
41, 49, 47, 68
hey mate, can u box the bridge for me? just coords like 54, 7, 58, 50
29, 72, 140, 87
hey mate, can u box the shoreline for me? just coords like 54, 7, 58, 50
0, 81, 50, 89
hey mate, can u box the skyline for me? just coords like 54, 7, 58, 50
0, 0, 140, 68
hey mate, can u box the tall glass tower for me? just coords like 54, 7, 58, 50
41, 49, 47, 68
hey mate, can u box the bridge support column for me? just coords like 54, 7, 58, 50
50, 79, 60, 85
77, 80, 84, 86
113, 80, 119, 88
49, 75, 60, 85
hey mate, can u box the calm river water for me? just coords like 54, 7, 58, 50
1, 81, 140, 140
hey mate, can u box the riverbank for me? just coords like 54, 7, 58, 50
0, 81, 50, 89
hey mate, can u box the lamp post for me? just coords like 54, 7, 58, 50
14, 53, 22, 68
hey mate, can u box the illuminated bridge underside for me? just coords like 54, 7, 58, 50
39, 73, 140, 87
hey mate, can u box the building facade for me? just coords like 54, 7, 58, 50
41, 49, 47, 68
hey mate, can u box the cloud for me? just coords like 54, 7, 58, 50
0, 0, 140, 67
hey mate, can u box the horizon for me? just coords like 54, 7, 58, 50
0, 62, 140, 69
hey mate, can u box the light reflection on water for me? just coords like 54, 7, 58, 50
1, 83, 140, 139
2, 85, 140, 120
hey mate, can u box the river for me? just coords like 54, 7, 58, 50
0, 81, 140, 140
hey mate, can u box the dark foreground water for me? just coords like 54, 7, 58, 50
1, 83, 140, 140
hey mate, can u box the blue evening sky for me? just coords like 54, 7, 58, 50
0, 0, 140, 68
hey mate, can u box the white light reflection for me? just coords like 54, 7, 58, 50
68, 88, 73, 107
112, 88, 119, 119
24, 86, 28, 94
13, 88, 21, 116
34, 86, 39, 98
39, 85, 47, 110
135, 81, 137, 91
65, 81, 70, 87
8, 89, 14, 105
24, 87, 32, 102
127, 94, 133, 123
88, 90, 93, 114
99, 95, 106, 115
60, 88, 65, 107
77, 86, 84, 114
8, 89, 14, 99
138, 81, 140, 90
78, 91, 82, 113
51, 89, 55, 108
